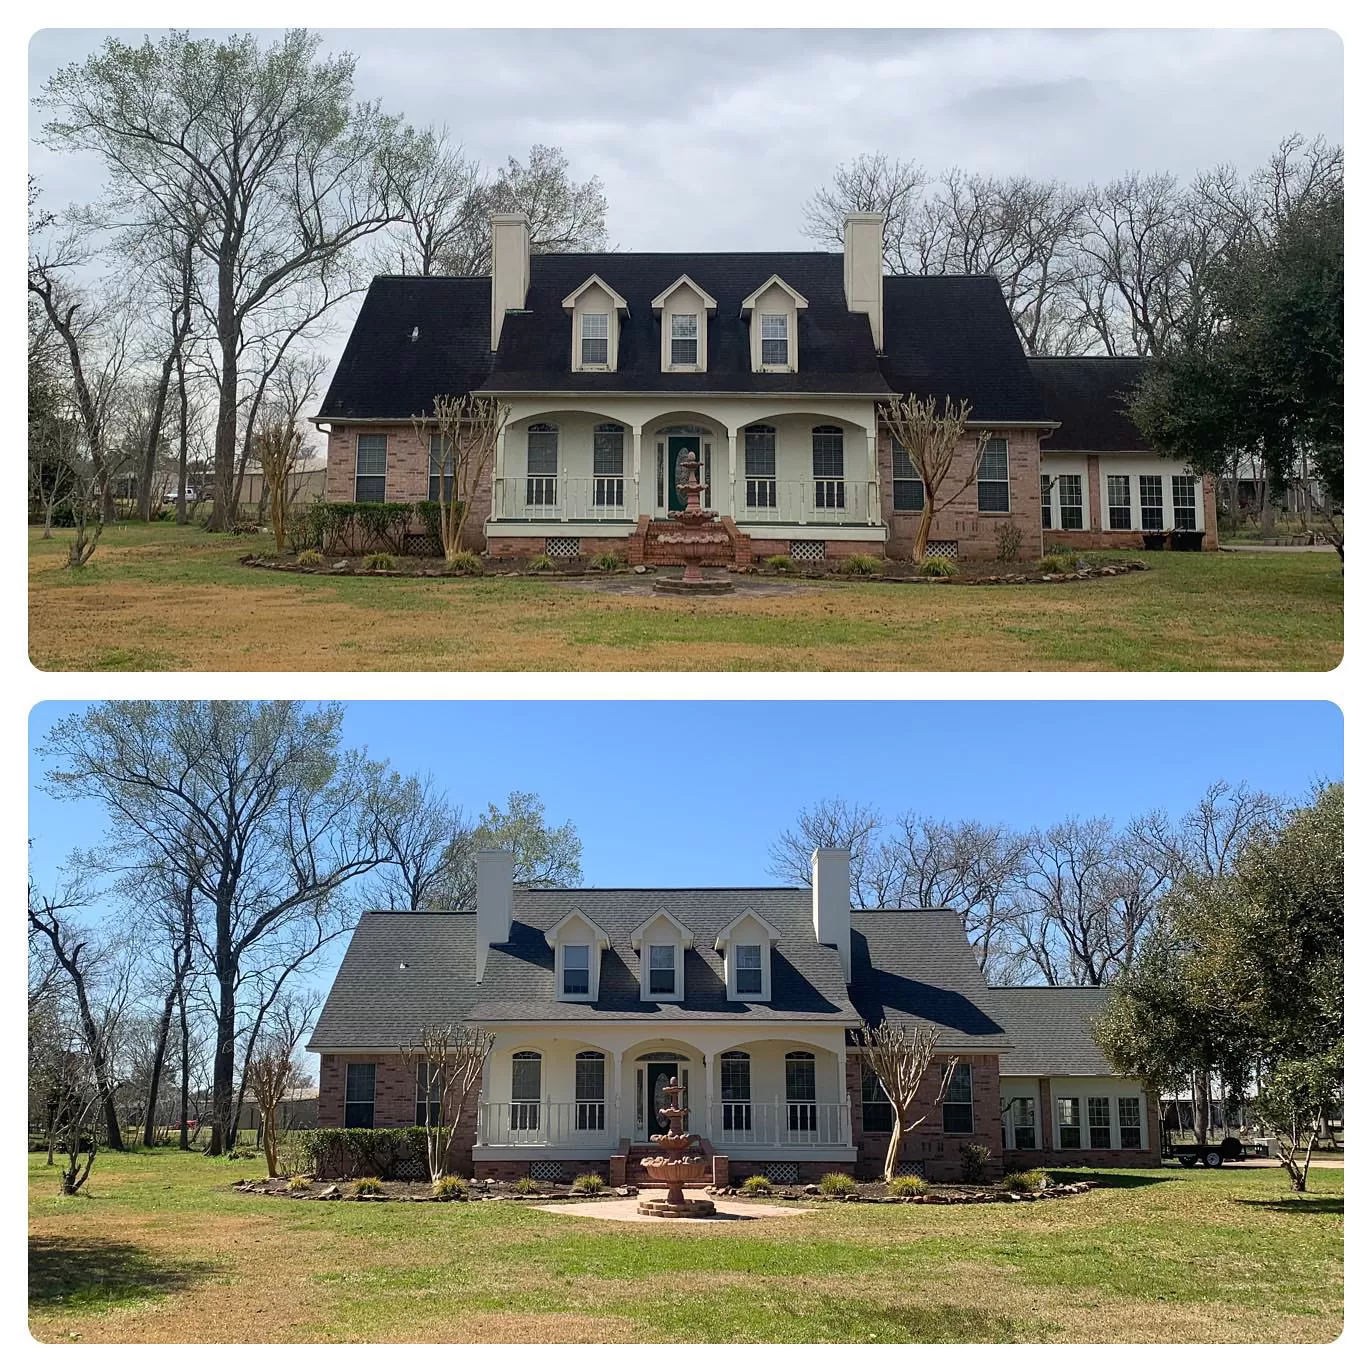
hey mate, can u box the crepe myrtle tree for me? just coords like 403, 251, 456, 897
878, 395, 990, 563
399, 1024, 495, 1182
856, 1021, 957, 1182
411, 394, 509, 563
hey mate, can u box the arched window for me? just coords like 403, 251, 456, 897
526, 424, 558, 509
812, 426, 845, 510
744, 425, 777, 509
510, 1051, 542, 1133
575, 1051, 606, 1131
593, 423, 625, 508
785, 1051, 817, 1133
719, 1050, 752, 1132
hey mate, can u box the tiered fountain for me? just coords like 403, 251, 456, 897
652, 448, 735, 595
636, 1076, 718, 1218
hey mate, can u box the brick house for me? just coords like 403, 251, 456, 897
312, 213, 1217, 564
308, 849, 1160, 1185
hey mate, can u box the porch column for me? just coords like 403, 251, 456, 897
476, 1050, 492, 1145
866, 427, 879, 526
631, 426, 643, 519
494, 423, 510, 520
702, 1050, 715, 1145
725, 429, 738, 519
612, 1048, 624, 1143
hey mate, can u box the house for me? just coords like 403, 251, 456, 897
240, 1085, 319, 1135
307, 849, 1160, 1184
312, 213, 1218, 564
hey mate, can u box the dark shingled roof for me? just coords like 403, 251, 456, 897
1031, 357, 1151, 452
985, 987, 1113, 1076
879, 276, 1050, 422
847, 910, 1014, 1051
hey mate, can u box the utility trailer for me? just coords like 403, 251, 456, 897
1164, 1135, 1248, 1168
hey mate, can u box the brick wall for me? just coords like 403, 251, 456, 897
847, 1050, 1004, 1182
878, 428, 1044, 563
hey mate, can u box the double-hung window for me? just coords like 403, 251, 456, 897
1088, 1096, 1113, 1149
785, 1051, 818, 1134
581, 313, 608, 366
593, 424, 625, 507
355, 435, 387, 503
575, 1051, 605, 1132
1108, 474, 1132, 530
893, 439, 925, 512
720, 1051, 752, 1131
942, 1063, 973, 1134
744, 426, 777, 508
1057, 1097, 1081, 1149
526, 425, 558, 508
344, 1063, 375, 1129
862, 1065, 894, 1134
670, 313, 698, 366
428, 433, 454, 503
812, 426, 845, 509
1172, 475, 1197, 530
1058, 473, 1084, 530
760, 313, 788, 366
735, 944, 762, 996
510, 1051, 541, 1132
1139, 474, 1164, 530
562, 943, 590, 996
977, 438, 1010, 513
1118, 1096, 1143, 1149
648, 944, 676, 997
415, 1060, 443, 1127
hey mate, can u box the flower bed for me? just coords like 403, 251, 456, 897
708, 1178, 1094, 1204
232, 1175, 633, 1203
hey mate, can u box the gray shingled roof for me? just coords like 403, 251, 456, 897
847, 909, 1015, 1051
985, 987, 1113, 1076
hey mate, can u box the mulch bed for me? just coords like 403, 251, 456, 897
711, 1178, 1094, 1205
239, 553, 1149, 587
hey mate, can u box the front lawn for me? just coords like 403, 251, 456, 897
28, 524, 1342, 671
29, 1149, 1342, 1342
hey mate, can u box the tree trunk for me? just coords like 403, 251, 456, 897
884, 1113, 904, 1182
138, 353, 176, 521
1194, 1070, 1211, 1145
178, 987, 191, 1151
1260, 480, 1276, 536
175, 355, 190, 526
208, 967, 237, 1156
911, 500, 935, 564
208, 267, 239, 532
142, 983, 179, 1147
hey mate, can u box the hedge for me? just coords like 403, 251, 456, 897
284, 500, 465, 556
301, 1127, 430, 1180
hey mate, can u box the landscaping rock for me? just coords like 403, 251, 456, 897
804, 1184, 820, 1195
318, 1185, 341, 1200
633, 565, 648, 574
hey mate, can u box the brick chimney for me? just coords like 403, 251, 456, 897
843, 213, 885, 352
811, 848, 852, 980
475, 849, 514, 980
490, 212, 530, 350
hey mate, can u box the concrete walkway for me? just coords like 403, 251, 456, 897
536, 1188, 814, 1224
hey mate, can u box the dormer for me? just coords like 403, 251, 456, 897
650, 275, 717, 374
740, 275, 808, 373
713, 908, 782, 1002
561, 275, 629, 372
545, 908, 611, 1002
629, 908, 694, 1002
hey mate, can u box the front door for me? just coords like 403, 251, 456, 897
667, 436, 698, 512
642, 1062, 684, 1138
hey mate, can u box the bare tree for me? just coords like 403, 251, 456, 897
399, 1024, 495, 1182
380, 126, 486, 276
856, 1022, 956, 1182
801, 153, 928, 271
766, 799, 885, 905
879, 395, 990, 563
244, 1002, 312, 1177
365, 772, 473, 911
254, 419, 302, 552
414, 394, 509, 562
32, 1001, 120, 1194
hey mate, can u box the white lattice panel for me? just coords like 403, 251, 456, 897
925, 540, 959, 560
529, 1159, 565, 1181
546, 537, 581, 559
789, 539, 827, 562
762, 1161, 801, 1184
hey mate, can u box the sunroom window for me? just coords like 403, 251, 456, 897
1139, 474, 1164, 530
1172, 475, 1197, 530
1058, 473, 1083, 530
1108, 474, 1132, 530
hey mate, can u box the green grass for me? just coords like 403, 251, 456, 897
29, 523, 1342, 671
28, 1149, 1342, 1343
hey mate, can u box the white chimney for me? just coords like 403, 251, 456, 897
475, 849, 514, 980
811, 848, 852, 980
843, 213, 885, 352
489, 212, 530, 350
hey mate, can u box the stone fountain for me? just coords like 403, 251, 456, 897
652, 447, 735, 595
636, 1076, 718, 1218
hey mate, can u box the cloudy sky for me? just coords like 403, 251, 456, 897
29, 27, 1343, 396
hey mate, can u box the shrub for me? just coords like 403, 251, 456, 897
299, 1127, 429, 1180
741, 1175, 773, 1196
1046, 542, 1073, 556
432, 1175, 468, 1201
527, 553, 555, 571
285, 509, 317, 553
995, 522, 1024, 562
1002, 1169, 1049, 1193
959, 1143, 992, 1184
840, 554, 884, 575
296, 549, 323, 568
764, 554, 793, 573
590, 551, 625, 571
818, 1171, 857, 1197
286, 1174, 311, 1192
230, 517, 261, 536
1038, 554, 1076, 574
918, 554, 957, 578
352, 1176, 384, 1197
414, 499, 463, 551
446, 549, 483, 575
363, 551, 396, 571
572, 1172, 605, 1194
513, 1176, 542, 1195
886, 1174, 928, 1197
226, 1146, 257, 1161
355, 501, 414, 554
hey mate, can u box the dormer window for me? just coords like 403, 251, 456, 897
734, 944, 763, 996
545, 908, 609, 1002
714, 908, 780, 1001
761, 315, 788, 365
562, 944, 590, 996
651, 275, 716, 373
648, 945, 676, 996
741, 275, 807, 372
670, 314, 698, 366
630, 908, 693, 1002
581, 313, 608, 366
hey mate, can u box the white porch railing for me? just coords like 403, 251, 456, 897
477, 1100, 616, 1147
494, 476, 639, 523
709, 1100, 852, 1148
733, 479, 877, 526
